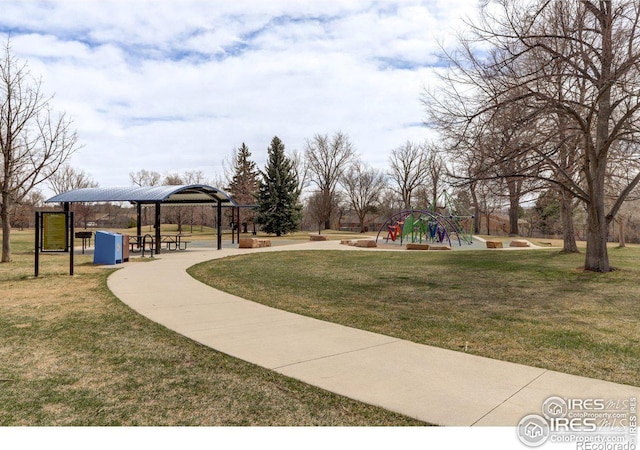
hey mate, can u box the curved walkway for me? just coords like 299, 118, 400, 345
107, 240, 640, 426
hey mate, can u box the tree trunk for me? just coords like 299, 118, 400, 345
559, 190, 579, 253
584, 172, 610, 272
584, 206, 609, 271
485, 212, 491, 236
470, 184, 481, 234
508, 196, 519, 236
618, 217, 626, 248
583, 9, 613, 272
1, 192, 11, 263
507, 178, 520, 236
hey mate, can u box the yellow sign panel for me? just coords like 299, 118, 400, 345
42, 213, 67, 251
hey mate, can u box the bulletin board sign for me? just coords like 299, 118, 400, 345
35, 211, 74, 277
41, 212, 68, 252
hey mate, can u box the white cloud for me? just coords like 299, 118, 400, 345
0, 0, 480, 195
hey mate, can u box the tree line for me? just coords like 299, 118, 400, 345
424, 0, 640, 272
3, 1, 640, 273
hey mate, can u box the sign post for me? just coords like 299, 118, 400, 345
35, 211, 74, 277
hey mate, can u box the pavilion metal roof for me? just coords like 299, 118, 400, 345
45, 185, 236, 205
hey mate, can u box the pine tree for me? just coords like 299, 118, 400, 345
227, 143, 259, 233
255, 136, 302, 236
227, 143, 258, 205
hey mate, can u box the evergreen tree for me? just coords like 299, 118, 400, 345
255, 136, 302, 236
227, 143, 259, 231
227, 143, 258, 205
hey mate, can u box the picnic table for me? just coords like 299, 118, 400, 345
160, 234, 192, 251
129, 234, 192, 253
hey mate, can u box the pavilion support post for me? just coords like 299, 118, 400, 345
69, 211, 74, 276
155, 202, 161, 255
136, 203, 142, 248
217, 201, 222, 250
232, 206, 238, 244
236, 206, 241, 242
63, 202, 70, 253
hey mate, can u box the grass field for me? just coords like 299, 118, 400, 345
0, 229, 423, 426
189, 243, 640, 388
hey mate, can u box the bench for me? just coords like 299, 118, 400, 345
509, 239, 531, 247
354, 239, 377, 248
486, 240, 503, 249
309, 234, 328, 241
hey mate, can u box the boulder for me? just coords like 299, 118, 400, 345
355, 239, 377, 248
406, 243, 430, 250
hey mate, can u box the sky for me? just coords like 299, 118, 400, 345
0, 0, 482, 194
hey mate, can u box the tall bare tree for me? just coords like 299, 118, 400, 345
340, 161, 387, 233
1, 41, 79, 262
304, 131, 355, 230
388, 141, 429, 209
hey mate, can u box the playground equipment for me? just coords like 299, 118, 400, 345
375, 191, 474, 247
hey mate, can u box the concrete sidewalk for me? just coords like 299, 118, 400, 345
107, 240, 640, 426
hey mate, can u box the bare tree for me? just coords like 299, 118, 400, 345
340, 161, 387, 233
388, 141, 429, 209
183, 169, 206, 185
0, 40, 79, 262
48, 164, 98, 228
129, 169, 161, 187
289, 147, 309, 199
305, 190, 334, 235
163, 172, 185, 232
304, 131, 356, 230
48, 164, 98, 195
12, 189, 43, 230
425, 142, 446, 209
426, 0, 640, 272
182, 169, 207, 232
128, 168, 162, 230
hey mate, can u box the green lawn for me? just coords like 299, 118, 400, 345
0, 230, 423, 425
188, 246, 640, 387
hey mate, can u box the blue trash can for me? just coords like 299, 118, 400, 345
94, 231, 123, 265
